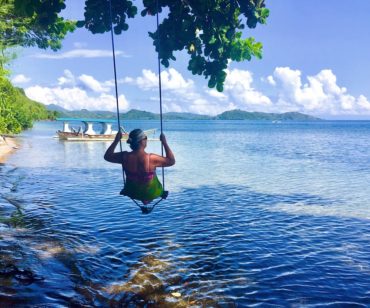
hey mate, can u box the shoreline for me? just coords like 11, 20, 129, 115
0, 135, 19, 164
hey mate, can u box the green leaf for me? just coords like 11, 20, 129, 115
208, 77, 217, 88
216, 82, 224, 92
209, 36, 217, 44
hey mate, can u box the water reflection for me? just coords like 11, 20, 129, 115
61, 140, 111, 169
1, 120, 370, 306
1, 180, 370, 305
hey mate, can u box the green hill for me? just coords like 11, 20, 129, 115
50, 107, 155, 120
49, 105, 322, 121
215, 109, 321, 121
124, 109, 159, 120
164, 112, 211, 120
0, 80, 57, 134
52, 108, 212, 120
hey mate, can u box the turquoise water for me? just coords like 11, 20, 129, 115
1, 120, 370, 306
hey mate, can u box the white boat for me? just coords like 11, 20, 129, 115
56, 118, 156, 141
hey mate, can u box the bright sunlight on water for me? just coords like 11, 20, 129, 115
1, 120, 370, 306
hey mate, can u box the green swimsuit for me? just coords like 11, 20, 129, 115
122, 154, 163, 204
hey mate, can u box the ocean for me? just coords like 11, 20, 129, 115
0, 120, 369, 306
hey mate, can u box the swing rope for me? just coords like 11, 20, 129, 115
156, 0, 165, 192
108, 0, 167, 214
108, 0, 125, 186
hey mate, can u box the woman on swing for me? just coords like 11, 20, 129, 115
104, 129, 175, 205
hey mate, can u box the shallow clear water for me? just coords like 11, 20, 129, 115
1, 120, 370, 306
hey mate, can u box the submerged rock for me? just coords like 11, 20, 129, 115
106, 254, 193, 306
0, 263, 44, 285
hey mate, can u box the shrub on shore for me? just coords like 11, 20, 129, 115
0, 77, 56, 134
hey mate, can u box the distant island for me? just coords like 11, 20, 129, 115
47, 104, 322, 121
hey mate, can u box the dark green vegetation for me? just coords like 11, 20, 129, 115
80, 0, 269, 92
0, 0, 73, 134
215, 109, 321, 121
50, 105, 321, 121
0, 80, 57, 134
0, 1, 270, 133
5, 0, 268, 92
0, 1, 270, 132
0, 0, 75, 53
48, 104, 211, 120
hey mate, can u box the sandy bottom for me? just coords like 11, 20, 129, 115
0, 136, 18, 163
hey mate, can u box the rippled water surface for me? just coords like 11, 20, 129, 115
1, 120, 370, 306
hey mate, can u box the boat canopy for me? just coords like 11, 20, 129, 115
57, 118, 118, 135
56, 118, 117, 123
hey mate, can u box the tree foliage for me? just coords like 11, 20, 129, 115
0, 75, 56, 134
79, 0, 269, 91
0, 0, 75, 52
0, 1, 270, 133
0, 0, 72, 133
8, 0, 268, 92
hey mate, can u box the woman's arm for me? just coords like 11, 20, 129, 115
104, 132, 125, 164
152, 133, 175, 167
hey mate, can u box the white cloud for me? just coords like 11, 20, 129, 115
32, 49, 130, 59
358, 95, 370, 111
125, 68, 193, 91
22, 66, 370, 117
271, 67, 370, 116
266, 75, 276, 86
146, 67, 370, 117
163, 103, 183, 113
78, 74, 110, 93
189, 98, 236, 115
73, 42, 88, 49
58, 69, 76, 87
121, 68, 235, 115
12, 74, 31, 84
120, 77, 134, 84
206, 89, 227, 100
224, 69, 272, 110
57, 70, 110, 93
24, 70, 129, 112
134, 69, 158, 90
161, 68, 194, 90
25, 85, 129, 112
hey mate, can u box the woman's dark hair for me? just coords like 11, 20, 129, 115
127, 128, 146, 150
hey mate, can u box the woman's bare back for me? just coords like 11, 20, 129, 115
124, 152, 153, 174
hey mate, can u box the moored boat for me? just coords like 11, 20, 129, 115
56, 118, 155, 141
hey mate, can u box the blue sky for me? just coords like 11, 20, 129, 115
9, 0, 370, 119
